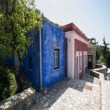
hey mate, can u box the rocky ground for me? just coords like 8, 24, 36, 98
30, 71, 101, 110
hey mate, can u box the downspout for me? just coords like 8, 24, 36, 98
39, 29, 43, 89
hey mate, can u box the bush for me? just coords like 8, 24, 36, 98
99, 55, 106, 64
0, 64, 17, 101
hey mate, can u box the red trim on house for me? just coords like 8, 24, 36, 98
61, 23, 88, 41
74, 39, 88, 79
75, 39, 88, 51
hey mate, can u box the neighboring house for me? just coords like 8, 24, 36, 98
61, 23, 88, 79
23, 20, 66, 90
88, 38, 97, 69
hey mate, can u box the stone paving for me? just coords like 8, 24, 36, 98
31, 71, 101, 110
101, 80, 110, 110
82, 70, 100, 85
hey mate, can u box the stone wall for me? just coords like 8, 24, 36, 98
90, 64, 107, 79
90, 64, 107, 110
88, 44, 96, 69
0, 88, 35, 110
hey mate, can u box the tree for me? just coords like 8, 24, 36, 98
102, 38, 109, 59
106, 51, 110, 68
0, 0, 42, 71
96, 44, 102, 60
101, 37, 110, 68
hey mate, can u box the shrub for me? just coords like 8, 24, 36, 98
0, 64, 17, 101
99, 55, 106, 64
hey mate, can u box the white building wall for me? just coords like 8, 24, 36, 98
66, 31, 88, 45
76, 51, 80, 79
65, 32, 75, 79
65, 31, 88, 79
83, 51, 88, 74
79, 51, 82, 73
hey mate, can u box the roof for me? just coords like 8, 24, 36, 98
61, 23, 88, 41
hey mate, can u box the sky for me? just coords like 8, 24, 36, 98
35, 0, 110, 45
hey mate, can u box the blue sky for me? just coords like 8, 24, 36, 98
36, 0, 110, 45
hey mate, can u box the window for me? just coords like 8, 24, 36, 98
54, 49, 60, 69
29, 57, 33, 71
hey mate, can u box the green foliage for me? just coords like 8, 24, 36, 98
96, 45, 102, 60
0, 0, 42, 96
0, 0, 42, 65
106, 51, 110, 68
102, 38, 109, 59
99, 54, 106, 64
101, 37, 110, 67
0, 64, 17, 101
96, 38, 110, 68
43, 15, 60, 28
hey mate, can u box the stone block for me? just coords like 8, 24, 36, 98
0, 88, 35, 110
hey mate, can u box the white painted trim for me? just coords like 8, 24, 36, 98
80, 51, 82, 72
65, 32, 75, 79
82, 51, 88, 69
72, 38, 75, 79
65, 31, 88, 45
76, 51, 79, 79
73, 31, 88, 45
67, 37, 72, 79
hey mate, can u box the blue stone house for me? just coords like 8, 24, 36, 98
23, 20, 66, 91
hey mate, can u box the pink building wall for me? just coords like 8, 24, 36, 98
61, 23, 88, 79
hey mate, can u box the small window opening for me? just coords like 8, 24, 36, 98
29, 57, 33, 71
54, 49, 60, 69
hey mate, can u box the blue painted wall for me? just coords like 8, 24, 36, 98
23, 20, 66, 90
0, 20, 66, 91
23, 30, 41, 90
42, 21, 66, 88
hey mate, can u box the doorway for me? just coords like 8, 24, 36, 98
88, 55, 93, 69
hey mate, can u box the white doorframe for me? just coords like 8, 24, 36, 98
75, 51, 79, 79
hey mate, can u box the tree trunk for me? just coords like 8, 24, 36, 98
14, 50, 23, 92
17, 50, 23, 74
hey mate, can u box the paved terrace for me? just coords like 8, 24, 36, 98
102, 81, 110, 110
31, 71, 101, 110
